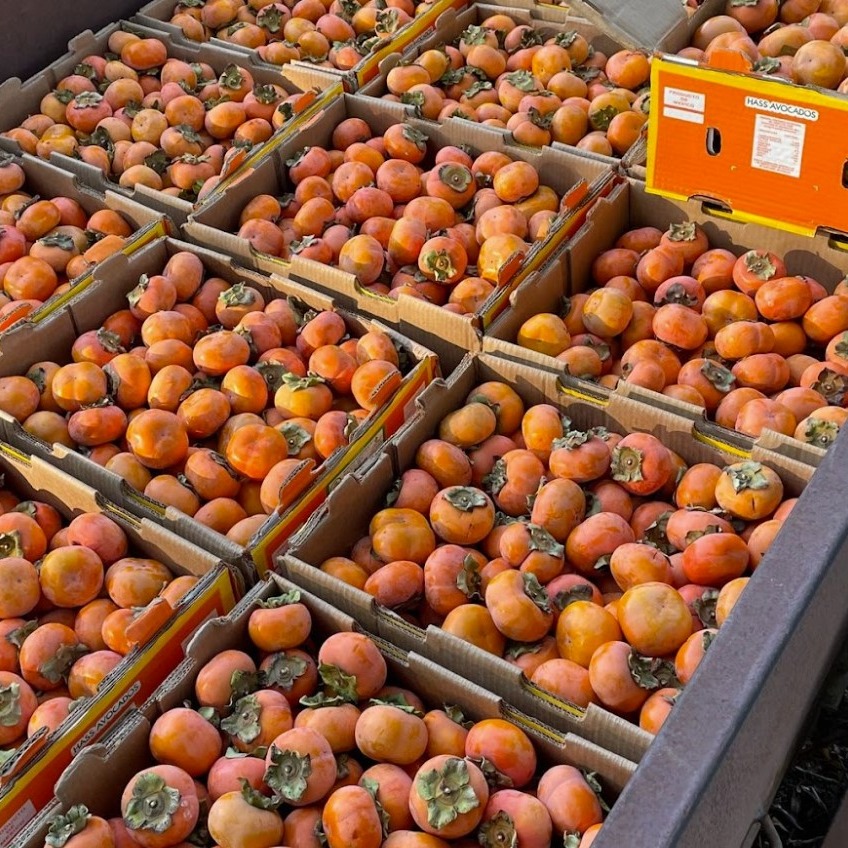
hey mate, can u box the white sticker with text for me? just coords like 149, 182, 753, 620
751, 114, 805, 178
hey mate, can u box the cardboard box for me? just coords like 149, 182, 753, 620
14, 572, 636, 848
135, 0, 464, 92
282, 352, 814, 763
646, 53, 848, 237
483, 176, 838, 467
0, 20, 339, 227
184, 91, 616, 371
0, 152, 170, 334
589, 372, 848, 848
357, 4, 643, 171
0, 442, 241, 842
0, 237, 438, 580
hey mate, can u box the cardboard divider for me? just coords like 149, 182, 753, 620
135, 0, 464, 92
184, 91, 616, 372
484, 176, 838, 468
14, 571, 636, 848
0, 236, 438, 579
0, 441, 240, 842
647, 54, 848, 237
281, 352, 815, 763
0, 20, 337, 226
0, 153, 170, 332
357, 3, 635, 170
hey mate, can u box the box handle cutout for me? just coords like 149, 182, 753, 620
706, 127, 722, 156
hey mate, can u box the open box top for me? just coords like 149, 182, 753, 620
184, 91, 616, 371
281, 352, 815, 765
0, 236, 437, 579
647, 53, 848, 238
0, 20, 335, 226
14, 571, 635, 848
483, 175, 841, 467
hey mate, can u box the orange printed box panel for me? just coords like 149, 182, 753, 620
647, 55, 848, 236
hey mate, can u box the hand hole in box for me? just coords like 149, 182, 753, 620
842, 161, 848, 189
706, 128, 722, 156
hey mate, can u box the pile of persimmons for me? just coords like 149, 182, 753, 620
159, 0, 439, 71
516, 221, 848, 447
0, 157, 135, 324
682, 0, 848, 89
377, 14, 650, 158
0, 250, 408, 541
1, 30, 309, 202
45, 589, 607, 848
0, 503, 196, 755
310, 381, 795, 731
236, 117, 569, 312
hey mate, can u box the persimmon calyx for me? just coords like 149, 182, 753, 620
694, 589, 719, 628
0, 681, 22, 727
479, 810, 518, 848
360, 776, 392, 837
628, 652, 680, 690
456, 554, 482, 600
415, 757, 481, 829
743, 251, 776, 280
239, 777, 280, 810
701, 360, 735, 393
725, 461, 770, 492
436, 163, 474, 192
258, 590, 302, 608
804, 418, 839, 448
45, 804, 90, 848
552, 430, 590, 451
522, 572, 552, 613
265, 746, 312, 802
444, 486, 489, 512
263, 651, 308, 691
219, 282, 256, 306
221, 694, 262, 744
41, 643, 88, 685
552, 584, 594, 612
124, 773, 182, 833
610, 445, 645, 484
666, 222, 697, 243
0, 530, 23, 558
445, 704, 474, 729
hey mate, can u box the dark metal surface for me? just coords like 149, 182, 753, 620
594, 429, 848, 848
0, 0, 146, 82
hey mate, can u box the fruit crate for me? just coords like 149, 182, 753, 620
0, 20, 340, 227
184, 91, 616, 372
483, 175, 847, 465
279, 351, 814, 764
14, 572, 636, 848
0, 441, 241, 843
591, 422, 848, 846
0, 236, 438, 580
0, 151, 170, 334
135, 0, 468, 92
356, 3, 648, 173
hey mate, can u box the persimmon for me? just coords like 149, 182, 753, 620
121, 765, 200, 848
617, 582, 692, 656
